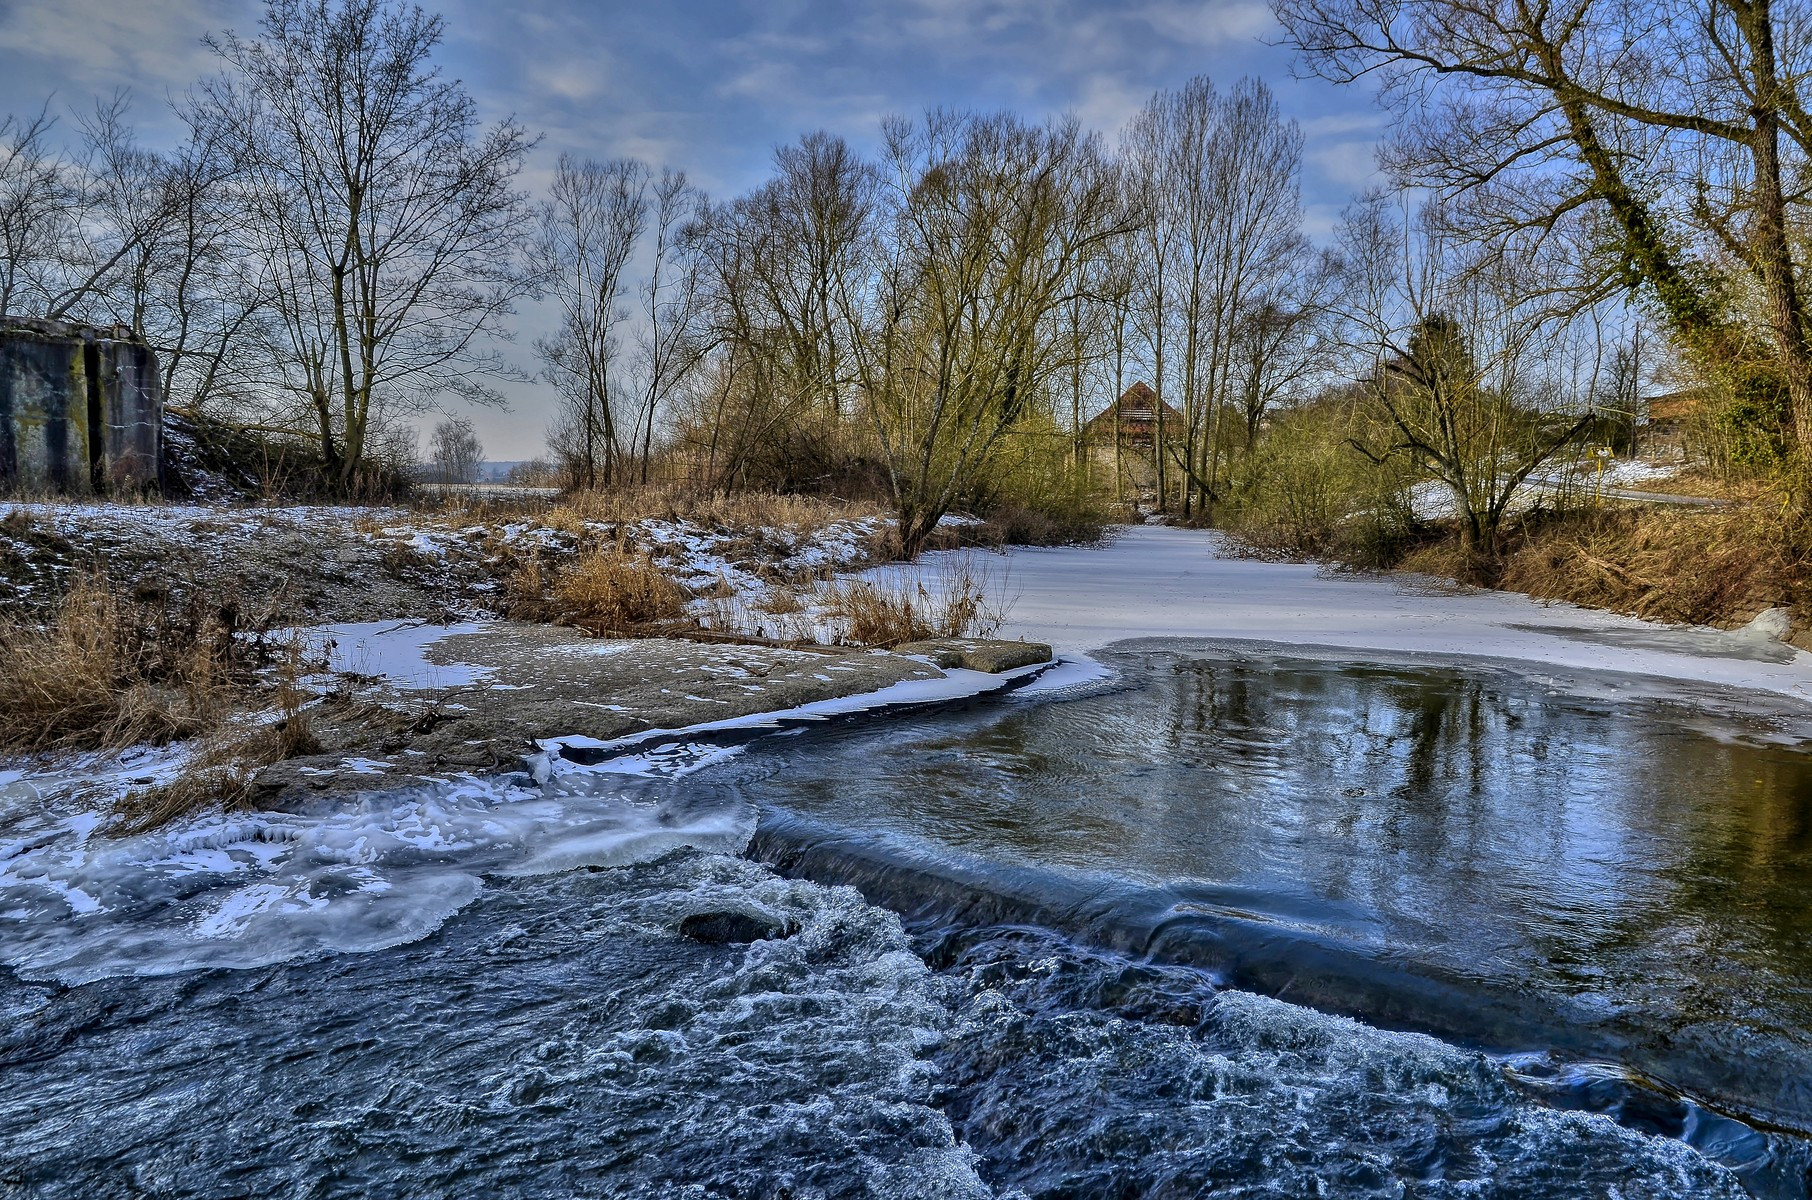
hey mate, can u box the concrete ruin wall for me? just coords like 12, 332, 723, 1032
0, 316, 163, 495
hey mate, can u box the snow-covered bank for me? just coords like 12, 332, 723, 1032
967, 526, 1812, 702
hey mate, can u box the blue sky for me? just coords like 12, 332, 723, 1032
0, 0, 1386, 458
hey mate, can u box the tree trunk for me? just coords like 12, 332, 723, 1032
1736, 0, 1812, 444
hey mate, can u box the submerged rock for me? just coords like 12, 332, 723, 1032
678, 909, 797, 945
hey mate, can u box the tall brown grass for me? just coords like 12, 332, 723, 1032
1496, 501, 1812, 626
553, 487, 883, 532
109, 640, 321, 833
547, 550, 690, 634
0, 574, 238, 752
829, 553, 1012, 647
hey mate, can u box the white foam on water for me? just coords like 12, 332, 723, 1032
0, 770, 752, 985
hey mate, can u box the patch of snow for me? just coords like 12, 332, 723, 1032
1012, 653, 1114, 696
1598, 459, 1679, 488
302, 619, 496, 689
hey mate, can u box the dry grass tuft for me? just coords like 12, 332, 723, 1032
109, 641, 321, 834
1496, 502, 1812, 626
832, 581, 937, 647
830, 553, 1011, 648
549, 550, 690, 634
0, 574, 247, 753
554, 486, 881, 533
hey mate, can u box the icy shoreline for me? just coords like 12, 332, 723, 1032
940, 525, 1812, 707
10, 522, 1812, 985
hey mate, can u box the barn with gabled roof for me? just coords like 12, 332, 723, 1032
1082, 381, 1185, 452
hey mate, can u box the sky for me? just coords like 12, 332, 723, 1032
0, 0, 1387, 460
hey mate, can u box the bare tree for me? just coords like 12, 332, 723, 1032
628, 169, 710, 484
195, 0, 536, 489
1275, 0, 1812, 446
531, 154, 647, 489
688, 133, 878, 492
428, 415, 483, 483
0, 107, 73, 317
1229, 251, 1339, 447
1339, 197, 1597, 558
1124, 76, 1309, 521
845, 111, 1127, 557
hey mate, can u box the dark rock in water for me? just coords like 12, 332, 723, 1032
678, 910, 795, 945
894, 638, 1052, 673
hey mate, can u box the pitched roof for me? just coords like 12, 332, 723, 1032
1083, 382, 1185, 434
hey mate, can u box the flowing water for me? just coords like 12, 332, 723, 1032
3, 640, 1812, 1197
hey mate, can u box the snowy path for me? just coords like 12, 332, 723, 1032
980, 526, 1812, 703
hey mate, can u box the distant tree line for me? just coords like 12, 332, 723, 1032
15, 0, 1777, 563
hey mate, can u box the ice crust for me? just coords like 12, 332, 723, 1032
0, 771, 752, 984
892, 526, 1812, 706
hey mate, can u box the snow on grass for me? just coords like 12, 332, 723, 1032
1598, 459, 1681, 489
0, 499, 889, 623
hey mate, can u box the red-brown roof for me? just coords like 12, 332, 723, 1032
1083, 382, 1185, 435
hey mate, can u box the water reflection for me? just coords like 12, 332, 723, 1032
740, 644, 1812, 1133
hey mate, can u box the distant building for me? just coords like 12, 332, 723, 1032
1639, 386, 1713, 459
1081, 382, 1185, 500
1082, 382, 1184, 451
0, 316, 162, 495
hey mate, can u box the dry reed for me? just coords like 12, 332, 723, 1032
829, 553, 1012, 647
109, 639, 321, 833
0, 574, 238, 752
548, 550, 690, 633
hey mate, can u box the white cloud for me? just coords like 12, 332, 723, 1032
1306, 137, 1383, 190
0, 0, 244, 98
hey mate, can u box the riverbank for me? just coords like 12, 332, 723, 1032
0, 493, 1052, 829
4, 518, 1810, 1197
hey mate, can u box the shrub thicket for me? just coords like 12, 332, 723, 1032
1223, 402, 1419, 564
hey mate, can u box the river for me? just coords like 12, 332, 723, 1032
4, 635, 1811, 1196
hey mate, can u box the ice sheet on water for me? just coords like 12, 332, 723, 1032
1009, 653, 1114, 697
538, 661, 1048, 782
0, 769, 752, 985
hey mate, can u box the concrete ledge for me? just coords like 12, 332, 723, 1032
894, 637, 1053, 673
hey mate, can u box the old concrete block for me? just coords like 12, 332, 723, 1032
0, 316, 162, 495
895, 637, 1052, 673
